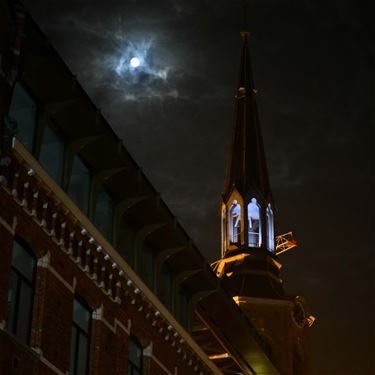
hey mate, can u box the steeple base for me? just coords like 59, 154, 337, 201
217, 247, 286, 299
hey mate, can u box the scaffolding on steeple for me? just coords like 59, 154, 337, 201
275, 232, 297, 255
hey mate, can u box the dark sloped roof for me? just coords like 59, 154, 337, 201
224, 32, 272, 202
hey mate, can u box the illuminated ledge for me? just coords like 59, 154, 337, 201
212, 253, 282, 278
209, 353, 230, 360
233, 296, 292, 307
233, 296, 316, 328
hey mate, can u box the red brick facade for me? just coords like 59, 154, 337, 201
0, 154, 215, 375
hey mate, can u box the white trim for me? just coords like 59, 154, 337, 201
37, 252, 50, 268
92, 305, 129, 335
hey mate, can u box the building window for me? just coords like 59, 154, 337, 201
128, 336, 143, 375
117, 217, 136, 267
178, 289, 190, 331
266, 204, 275, 251
38, 123, 65, 185
159, 262, 172, 309
9, 81, 37, 152
69, 299, 91, 375
139, 241, 155, 289
68, 155, 90, 214
93, 187, 113, 241
5, 239, 36, 344
248, 198, 261, 247
229, 200, 241, 244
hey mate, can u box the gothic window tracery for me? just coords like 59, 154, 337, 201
229, 200, 241, 244
248, 198, 261, 247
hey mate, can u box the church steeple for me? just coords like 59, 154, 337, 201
221, 32, 275, 257
214, 30, 313, 375
224, 31, 271, 201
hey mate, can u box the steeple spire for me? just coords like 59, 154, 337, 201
220, 31, 276, 259
223, 32, 271, 202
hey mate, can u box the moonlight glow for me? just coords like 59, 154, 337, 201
130, 57, 140, 68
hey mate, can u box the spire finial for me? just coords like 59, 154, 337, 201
241, 0, 249, 33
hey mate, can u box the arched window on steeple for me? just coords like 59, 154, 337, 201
266, 204, 275, 251
248, 198, 261, 247
229, 200, 241, 244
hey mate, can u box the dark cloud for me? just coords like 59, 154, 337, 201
21, 0, 375, 374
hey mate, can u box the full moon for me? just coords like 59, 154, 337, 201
130, 57, 140, 68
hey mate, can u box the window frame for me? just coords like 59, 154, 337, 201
229, 200, 241, 245
92, 184, 114, 242
67, 153, 92, 215
9, 80, 39, 154
128, 335, 143, 375
38, 120, 66, 186
5, 238, 36, 345
247, 198, 262, 248
266, 204, 275, 252
69, 297, 92, 375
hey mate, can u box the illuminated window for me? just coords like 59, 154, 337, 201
266, 204, 275, 251
229, 200, 241, 244
9, 81, 37, 152
248, 198, 261, 247
68, 155, 90, 214
128, 336, 143, 375
5, 239, 36, 344
93, 187, 113, 241
69, 299, 91, 375
39, 123, 65, 185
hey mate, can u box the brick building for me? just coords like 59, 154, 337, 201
0, 1, 313, 374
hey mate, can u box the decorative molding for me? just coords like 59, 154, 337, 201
93, 305, 130, 335
143, 342, 153, 357
37, 252, 50, 268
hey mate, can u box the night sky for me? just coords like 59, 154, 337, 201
21, 1, 374, 374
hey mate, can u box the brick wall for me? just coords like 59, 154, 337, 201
0, 186, 211, 375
